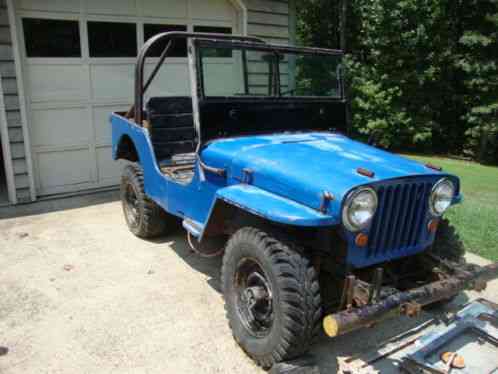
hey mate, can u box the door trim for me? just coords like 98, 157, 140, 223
0, 72, 16, 204
228, 0, 248, 35
6, 0, 37, 202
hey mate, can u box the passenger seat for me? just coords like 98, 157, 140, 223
145, 96, 196, 162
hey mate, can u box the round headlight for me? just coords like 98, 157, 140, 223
342, 187, 378, 232
430, 178, 455, 216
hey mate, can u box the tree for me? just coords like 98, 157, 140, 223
296, 0, 498, 163
457, 0, 498, 162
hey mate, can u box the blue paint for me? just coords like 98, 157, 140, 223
216, 184, 337, 226
111, 113, 462, 269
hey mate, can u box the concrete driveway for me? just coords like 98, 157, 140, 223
1, 192, 497, 374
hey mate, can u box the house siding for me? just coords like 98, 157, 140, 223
0, 0, 30, 203
245, 0, 292, 94
246, 0, 290, 44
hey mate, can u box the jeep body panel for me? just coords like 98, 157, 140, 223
111, 32, 463, 269
201, 132, 461, 218
113, 109, 462, 267
109, 33, 498, 365
215, 184, 337, 226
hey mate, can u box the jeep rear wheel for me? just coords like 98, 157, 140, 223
120, 163, 169, 238
221, 227, 321, 368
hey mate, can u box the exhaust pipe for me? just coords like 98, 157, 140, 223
323, 262, 498, 338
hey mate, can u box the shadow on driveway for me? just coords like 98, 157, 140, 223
150, 230, 465, 373
0, 190, 475, 373
0, 189, 119, 220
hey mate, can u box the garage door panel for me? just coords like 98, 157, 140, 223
28, 64, 89, 103
37, 148, 93, 190
86, 0, 137, 15
19, 0, 238, 197
142, 0, 188, 18
96, 146, 122, 184
202, 62, 242, 96
93, 105, 129, 145
17, 0, 80, 12
31, 107, 91, 148
145, 63, 190, 97
90, 64, 134, 101
190, 0, 235, 20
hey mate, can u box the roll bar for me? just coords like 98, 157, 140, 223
133, 32, 266, 125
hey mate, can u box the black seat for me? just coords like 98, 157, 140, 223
146, 96, 196, 161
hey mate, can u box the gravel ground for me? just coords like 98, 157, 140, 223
0, 191, 496, 374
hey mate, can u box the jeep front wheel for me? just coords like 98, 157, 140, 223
221, 227, 321, 368
120, 163, 168, 238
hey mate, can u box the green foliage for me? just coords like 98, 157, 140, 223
296, 0, 498, 162
347, 59, 413, 148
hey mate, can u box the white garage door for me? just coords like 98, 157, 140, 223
15, 0, 237, 196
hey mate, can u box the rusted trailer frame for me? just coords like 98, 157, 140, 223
323, 262, 498, 337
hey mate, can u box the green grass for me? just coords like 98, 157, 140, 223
404, 154, 498, 261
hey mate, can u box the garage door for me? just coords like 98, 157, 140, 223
15, 0, 237, 196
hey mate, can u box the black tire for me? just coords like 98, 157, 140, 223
221, 227, 321, 368
432, 218, 466, 263
427, 218, 466, 308
120, 163, 168, 238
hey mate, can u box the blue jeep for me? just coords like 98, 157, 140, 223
110, 32, 498, 368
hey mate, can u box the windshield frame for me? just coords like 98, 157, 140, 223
193, 38, 345, 101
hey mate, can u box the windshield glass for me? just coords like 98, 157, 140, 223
198, 43, 343, 99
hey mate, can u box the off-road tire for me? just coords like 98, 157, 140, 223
432, 218, 466, 263
221, 227, 322, 368
120, 163, 168, 238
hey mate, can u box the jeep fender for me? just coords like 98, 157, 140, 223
111, 113, 167, 204
201, 184, 338, 239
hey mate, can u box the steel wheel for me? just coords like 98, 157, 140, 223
222, 227, 321, 368
120, 163, 170, 238
235, 258, 274, 337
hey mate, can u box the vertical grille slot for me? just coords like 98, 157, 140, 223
367, 180, 431, 257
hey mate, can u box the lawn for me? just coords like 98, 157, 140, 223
405, 155, 498, 261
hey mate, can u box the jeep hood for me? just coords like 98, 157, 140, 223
201, 133, 447, 218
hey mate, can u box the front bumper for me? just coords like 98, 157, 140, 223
323, 261, 498, 338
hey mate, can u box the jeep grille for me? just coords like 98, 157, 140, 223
367, 180, 433, 257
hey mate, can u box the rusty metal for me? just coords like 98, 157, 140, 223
368, 267, 383, 304
426, 163, 443, 171
346, 276, 356, 311
352, 279, 371, 307
319, 190, 334, 213
339, 275, 356, 311
400, 301, 422, 318
242, 168, 254, 184
198, 156, 226, 177
357, 167, 375, 178
323, 261, 498, 337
